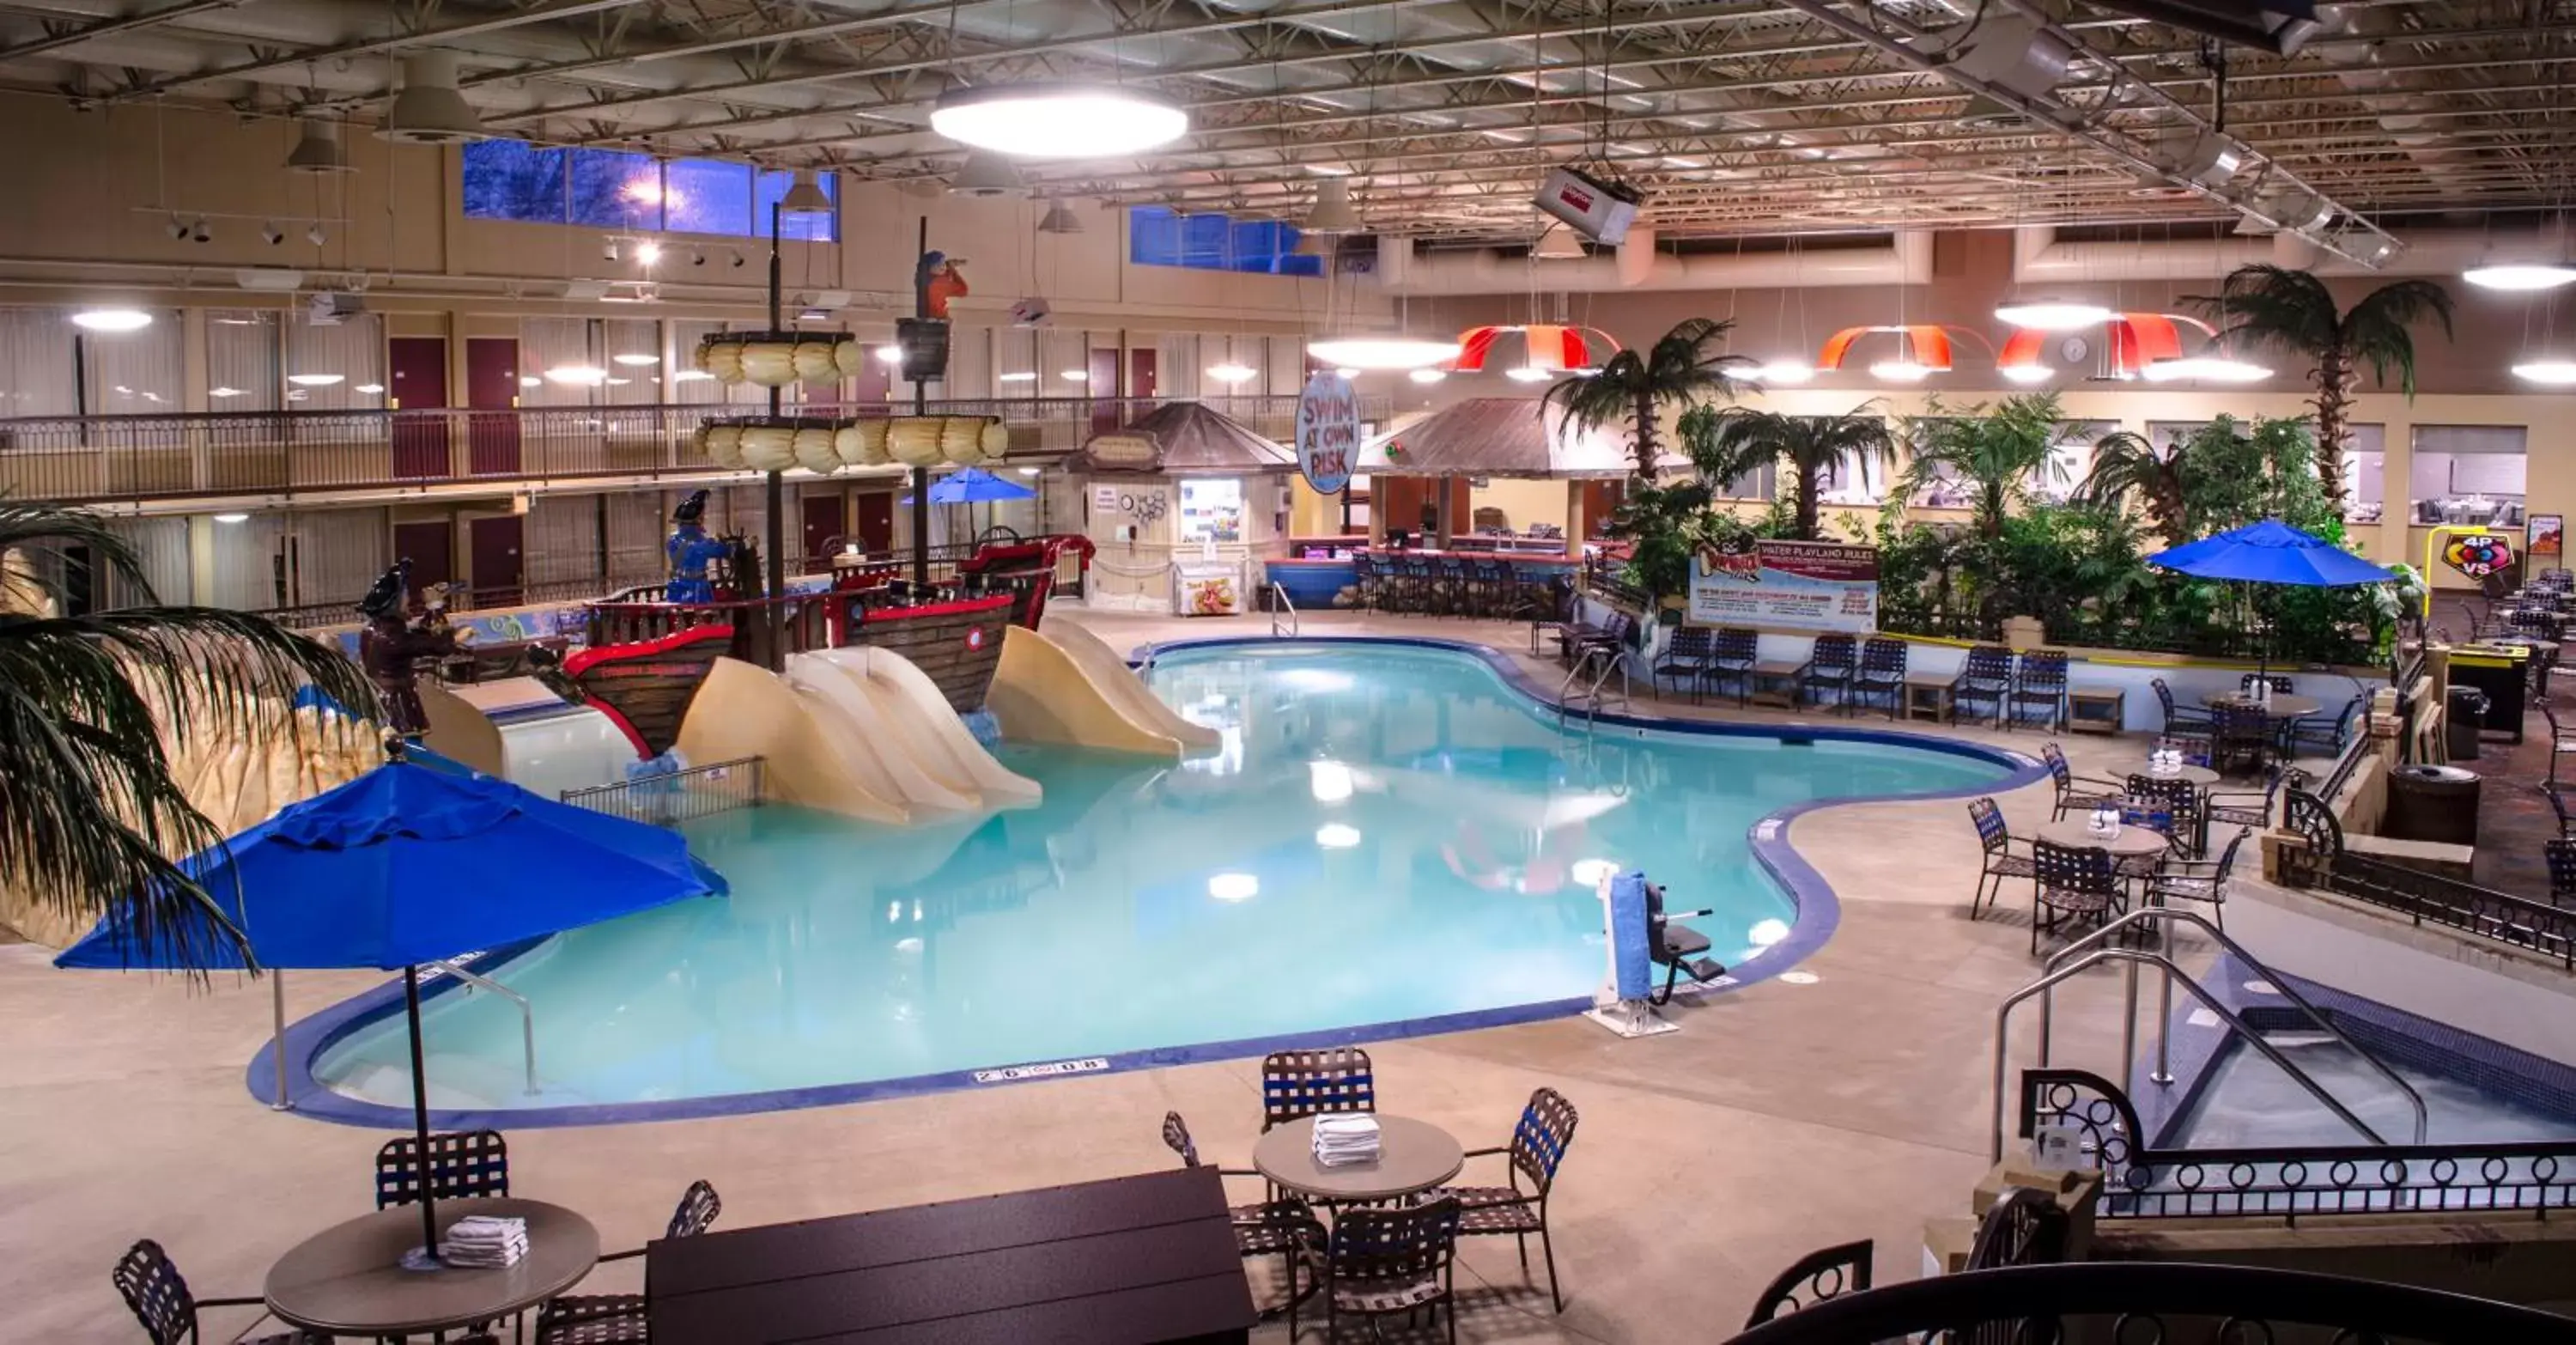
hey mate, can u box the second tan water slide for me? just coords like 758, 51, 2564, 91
1031, 620, 1221, 750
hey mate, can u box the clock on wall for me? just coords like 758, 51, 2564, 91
2059, 336, 2091, 362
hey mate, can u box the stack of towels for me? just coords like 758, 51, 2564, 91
440, 1214, 529, 1269
1311, 1114, 1382, 1168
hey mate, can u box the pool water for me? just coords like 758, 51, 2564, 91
2173, 1035, 2576, 1147
310, 640, 2008, 1117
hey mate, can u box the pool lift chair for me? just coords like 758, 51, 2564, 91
1586, 873, 1728, 1038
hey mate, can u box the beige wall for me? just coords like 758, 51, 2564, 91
1467, 478, 1567, 533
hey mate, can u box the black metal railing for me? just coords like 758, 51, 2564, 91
1723, 1260, 2576, 1344
2020, 1068, 2576, 1222
561, 756, 764, 827
2281, 788, 2576, 971
0, 394, 1385, 507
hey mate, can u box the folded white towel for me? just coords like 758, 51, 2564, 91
1312, 1115, 1380, 1136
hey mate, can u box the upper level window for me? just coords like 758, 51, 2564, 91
465, 143, 836, 242
1129, 206, 1321, 276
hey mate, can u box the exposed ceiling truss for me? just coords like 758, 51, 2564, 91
2, 0, 2569, 247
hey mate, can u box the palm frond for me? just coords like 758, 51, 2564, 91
2342, 279, 2454, 394
0, 499, 156, 612
2189, 264, 2339, 357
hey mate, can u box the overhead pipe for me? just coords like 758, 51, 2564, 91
2009, 223, 2561, 283
1379, 228, 1933, 296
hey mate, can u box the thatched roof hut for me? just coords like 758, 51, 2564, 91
1355, 397, 1677, 478
1063, 400, 1297, 476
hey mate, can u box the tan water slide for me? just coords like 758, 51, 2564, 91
987, 624, 1220, 758
677, 653, 1039, 825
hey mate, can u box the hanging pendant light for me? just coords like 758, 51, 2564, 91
931, 83, 1188, 159
1206, 362, 1259, 385
778, 169, 833, 215
1305, 334, 1461, 370
949, 150, 1026, 198
2512, 359, 2576, 386
1992, 298, 2114, 332
1036, 202, 1084, 234
1302, 180, 1362, 234
1817, 326, 1953, 381
1532, 222, 1587, 259
285, 119, 356, 173
2466, 263, 2576, 293
378, 52, 487, 144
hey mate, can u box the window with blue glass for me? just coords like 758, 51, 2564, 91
464, 144, 836, 243
1128, 206, 1319, 276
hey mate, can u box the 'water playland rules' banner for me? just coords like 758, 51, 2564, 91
1686, 539, 1880, 633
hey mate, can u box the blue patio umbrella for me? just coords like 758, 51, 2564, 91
903, 466, 1037, 544
2148, 518, 2393, 681
57, 759, 726, 1263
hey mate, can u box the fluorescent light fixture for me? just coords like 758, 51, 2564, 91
2142, 355, 2270, 383
1060, 368, 1089, 381
209, 386, 246, 398
1334, 367, 1359, 380
1408, 368, 1446, 385
604, 377, 629, 386
1568, 858, 1619, 888
1206, 362, 1258, 385
353, 382, 386, 394
545, 364, 609, 386
1306, 335, 1459, 370
1308, 760, 1354, 803
670, 369, 713, 382
2464, 264, 2576, 293
930, 83, 1188, 158
633, 240, 663, 265
519, 375, 543, 388
1868, 360, 1936, 382
1748, 360, 1814, 385
71, 308, 153, 332
2512, 359, 2576, 386
285, 373, 344, 386
1993, 299, 2114, 331
2000, 364, 2055, 384
212, 512, 249, 524
875, 344, 904, 366
611, 353, 660, 367
1315, 823, 1363, 850
1504, 366, 1555, 383
1206, 872, 1261, 902
1018, 466, 1040, 476
998, 371, 1039, 383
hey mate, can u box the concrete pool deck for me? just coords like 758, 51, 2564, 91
3, 606, 2232, 1342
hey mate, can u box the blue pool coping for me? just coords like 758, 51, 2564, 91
260, 633, 2042, 1129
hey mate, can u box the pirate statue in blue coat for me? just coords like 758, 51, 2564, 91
665, 489, 728, 604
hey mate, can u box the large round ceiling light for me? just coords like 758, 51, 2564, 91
1993, 299, 2115, 331
931, 84, 1188, 159
1306, 335, 1460, 370
1868, 359, 1937, 382
2512, 359, 2576, 386
2142, 356, 2270, 384
2464, 264, 2576, 293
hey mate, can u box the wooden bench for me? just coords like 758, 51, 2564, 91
2344, 832, 2476, 882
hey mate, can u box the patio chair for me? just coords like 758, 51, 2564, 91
1261, 1047, 1375, 1130
374, 1129, 509, 1208
2150, 677, 2216, 745
2124, 773, 2205, 858
1850, 637, 1909, 720
2031, 839, 2120, 955
2239, 672, 2297, 696
1645, 879, 1726, 1004
2285, 693, 2366, 761
1429, 1086, 1579, 1312
1967, 796, 2036, 919
2210, 701, 2275, 777
1952, 646, 2014, 728
2545, 703, 2576, 794
2009, 650, 2070, 733
1296, 1196, 1463, 1344
2550, 783, 2574, 839
534, 1180, 722, 1345
1743, 1240, 1874, 1326
1349, 551, 1380, 612
2206, 766, 2306, 833
1160, 1111, 1325, 1313
2039, 742, 2123, 822
1704, 627, 1759, 706
113, 1239, 325, 1345
1528, 575, 1574, 657
1799, 633, 1858, 712
2148, 827, 2251, 930
2551, 840, 2576, 907
1652, 626, 1714, 701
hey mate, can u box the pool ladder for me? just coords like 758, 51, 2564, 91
1990, 907, 2425, 1162
1558, 644, 1630, 728
423, 957, 540, 1098
1269, 581, 1299, 638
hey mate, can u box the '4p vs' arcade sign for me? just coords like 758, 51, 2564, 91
1295, 371, 1359, 496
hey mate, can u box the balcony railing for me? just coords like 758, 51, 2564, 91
0, 394, 1383, 507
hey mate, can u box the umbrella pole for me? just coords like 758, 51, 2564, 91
404, 966, 439, 1268
270, 972, 290, 1111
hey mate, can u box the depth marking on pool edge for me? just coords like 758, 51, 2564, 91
973, 1057, 1111, 1084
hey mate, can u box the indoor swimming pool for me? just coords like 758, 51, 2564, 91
301, 639, 2014, 1123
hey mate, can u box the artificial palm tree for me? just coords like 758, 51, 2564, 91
2075, 430, 2190, 548
2187, 264, 2453, 505
1682, 403, 1896, 540
1897, 393, 2069, 539
0, 500, 376, 966
1542, 316, 1753, 479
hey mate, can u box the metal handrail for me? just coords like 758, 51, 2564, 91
1269, 581, 1299, 637
1992, 946, 2387, 1162
424, 958, 538, 1097
1556, 644, 1628, 727
2038, 906, 2428, 1146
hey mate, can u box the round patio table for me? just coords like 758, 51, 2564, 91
264, 1196, 599, 1338
2125, 761, 2221, 788
2034, 819, 2173, 860
2201, 691, 2322, 720
1253, 1116, 1466, 1204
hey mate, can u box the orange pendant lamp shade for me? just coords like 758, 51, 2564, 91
1453, 324, 1620, 374
1816, 325, 1954, 374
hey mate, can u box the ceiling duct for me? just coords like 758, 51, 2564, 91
285, 119, 355, 173
378, 52, 487, 145
1382, 232, 1931, 295
2080, 0, 2324, 57
1917, 14, 2072, 101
